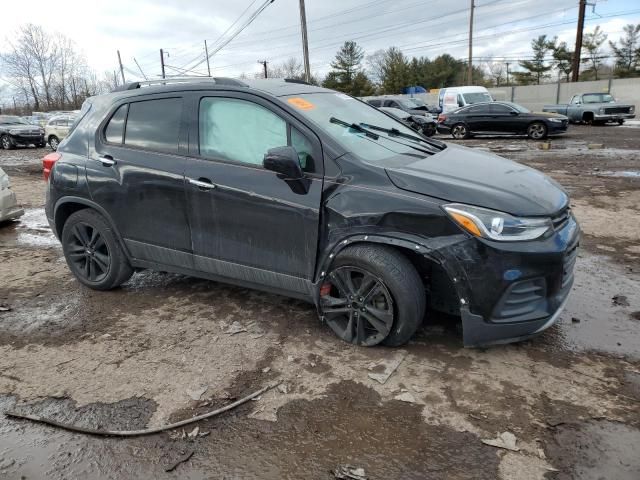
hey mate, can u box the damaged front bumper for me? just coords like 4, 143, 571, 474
434, 214, 580, 347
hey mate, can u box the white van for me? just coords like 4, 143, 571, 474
439, 86, 493, 113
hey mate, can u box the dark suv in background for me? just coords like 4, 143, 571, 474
44, 78, 579, 348
1, 115, 46, 149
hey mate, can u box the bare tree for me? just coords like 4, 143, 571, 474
365, 49, 386, 85
483, 59, 506, 86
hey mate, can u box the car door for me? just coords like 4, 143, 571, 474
87, 94, 193, 267
489, 103, 520, 133
183, 91, 323, 296
464, 104, 491, 131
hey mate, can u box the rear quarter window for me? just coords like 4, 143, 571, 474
124, 98, 182, 154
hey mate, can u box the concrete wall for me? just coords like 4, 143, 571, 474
365, 78, 640, 112
485, 78, 640, 111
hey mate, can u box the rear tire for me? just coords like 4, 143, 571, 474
49, 136, 59, 150
320, 244, 426, 347
451, 123, 470, 139
61, 209, 133, 290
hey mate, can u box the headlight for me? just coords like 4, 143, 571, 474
599, 107, 605, 114
630, 106, 635, 113
40, 128, 45, 134
548, 118, 563, 123
443, 203, 552, 241
8, 129, 20, 135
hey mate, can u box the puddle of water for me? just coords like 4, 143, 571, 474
540, 253, 640, 360
0, 207, 59, 247
595, 170, 640, 178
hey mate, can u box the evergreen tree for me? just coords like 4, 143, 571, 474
322, 41, 374, 95
519, 35, 555, 84
381, 47, 409, 93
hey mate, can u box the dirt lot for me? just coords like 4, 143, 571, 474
0, 124, 639, 479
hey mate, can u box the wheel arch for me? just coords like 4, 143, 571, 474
54, 197, 130, 258
582, 111, 595, 122
314, 234, 468, 314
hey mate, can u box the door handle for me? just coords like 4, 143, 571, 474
188, 178, 216, 190
98, 155, 116, 167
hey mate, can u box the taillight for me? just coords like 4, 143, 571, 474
437, 114, 447, 123
43, 152, 61, 181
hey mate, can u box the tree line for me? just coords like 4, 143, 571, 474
0, 24, 121, 114
2, 22, 639, 113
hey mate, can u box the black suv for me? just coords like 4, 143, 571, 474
1, 115, 46, 149
44, 78, 579, 347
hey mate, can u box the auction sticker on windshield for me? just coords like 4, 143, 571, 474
287, 97, 315, 110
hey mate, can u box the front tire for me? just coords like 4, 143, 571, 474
527, 121, 548, 140
422, 124, 436, 137
320, 245, 426, 347
1, 135, 14, 150
61, 209, 133, 290
451, 123, 470, 139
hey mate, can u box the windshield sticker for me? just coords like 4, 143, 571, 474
287, 97, 316, 110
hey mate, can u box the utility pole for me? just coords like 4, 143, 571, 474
467, 0, 475, 85
258, 60, 268, 78
506, 62, 510, 86
117, 50, 126, 84
204, 40, 211, 77
160, 49, 166, 79
298, 0, 311, 83
133, 58, 148, 80
571, 0, 587, 82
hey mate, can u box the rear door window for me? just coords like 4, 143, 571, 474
105, 104, 128, 144
124, 98, 182, 154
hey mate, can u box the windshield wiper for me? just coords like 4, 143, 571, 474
330, 116, 437, 156
359, 122, 446, 150
329, 117, 379, 139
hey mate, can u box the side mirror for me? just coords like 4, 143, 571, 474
263, 146, 303, 180
510, 110, 518, 115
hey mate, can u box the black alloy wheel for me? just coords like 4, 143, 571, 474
66, 222, 111, 283
320, 266, 394, 347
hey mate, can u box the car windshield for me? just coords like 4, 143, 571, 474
283, 93, 441, 163
582, 93, 614, 103
0, 115, 29, 125
408, 98, 426, 107
462, 92, 493, 104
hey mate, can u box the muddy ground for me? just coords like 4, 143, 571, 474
0, 124, 638, 479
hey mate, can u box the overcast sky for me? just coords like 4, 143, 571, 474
2, 0, 640, 82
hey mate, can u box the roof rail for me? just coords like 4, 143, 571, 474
111, 77, 248, 92
284, 78, 311, 85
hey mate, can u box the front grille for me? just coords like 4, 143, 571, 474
604, 107, 630, 114
551, 208, 570, 231
561, 244, 578, 290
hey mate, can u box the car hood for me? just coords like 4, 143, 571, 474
385, 144, 568, 216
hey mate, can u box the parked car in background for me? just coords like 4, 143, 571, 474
437, 101, 568, 140
405, 97, 441, 114
438, 86, 493, 113
365, 96, 432, 116
45, 114, 76, 150
0, 115, 46, 149
44, 78, 579, 348
379, 106, 437, 136
543, 93, 635, 125
0, 167, 24, 223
